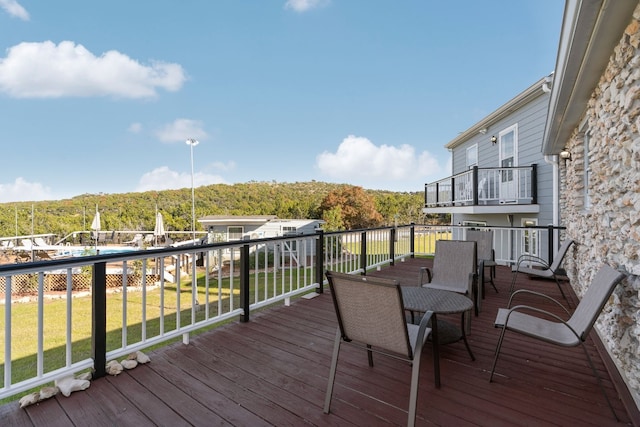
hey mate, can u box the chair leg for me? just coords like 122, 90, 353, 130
324, 328, 342, 414
581, 342, 619, 421
489, 325, 508, 382
553, 275, 572, 309
473, 278, 484, 316
407, 355, 422, 427
509, 270, 519, 294
487, 265, 498, 293
460, 311, 475, 361
431, 315, 441, 389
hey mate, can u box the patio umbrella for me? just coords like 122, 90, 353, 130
90, 206, 101, 250
154, 211, 165, 245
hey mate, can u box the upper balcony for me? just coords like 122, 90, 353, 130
424, 165, 539, 215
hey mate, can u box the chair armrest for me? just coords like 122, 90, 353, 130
496, 305, 580, 340
515, 254, 550, 269
416, 309, 435, 343
419, 267, 432, 285
507, 289, 571, 316
469, 269, 478, 294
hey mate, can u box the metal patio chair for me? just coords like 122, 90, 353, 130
466, 229, 498, 297
324, 270, 438, 427
490, 264, 626, 420
510, 239, 575, 307
419, 239, 479, 315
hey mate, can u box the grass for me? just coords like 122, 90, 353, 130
0, 264, 320, 403
342, 232, 451, 255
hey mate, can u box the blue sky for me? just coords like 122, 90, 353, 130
0, 0, 564, 202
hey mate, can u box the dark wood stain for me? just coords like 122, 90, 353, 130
1, 258, 638, 426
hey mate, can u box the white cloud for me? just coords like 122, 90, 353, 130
316, 135, 443, 186
0, 178, 53, 202
155, 119, 207, 143
0, 41, 186, 98
284, 0, 329, 12
0, 0, 29, 20
135, 166, 226, 192
128, 122, 143, 133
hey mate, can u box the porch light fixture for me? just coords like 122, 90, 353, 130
490, 135, 497, 144
560, 150, 571, 160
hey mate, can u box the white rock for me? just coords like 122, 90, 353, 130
121, 358, 138, 370
19, 392, 40, 408
55, 375, 90, 397
76, 372, 92, 381
135, 351, 151, 364
38, 386, 59, 400
106, 360, 123, 376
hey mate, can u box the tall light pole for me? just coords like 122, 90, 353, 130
185, 138, 199, 243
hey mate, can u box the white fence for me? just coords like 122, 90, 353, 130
0, 224, 563, 400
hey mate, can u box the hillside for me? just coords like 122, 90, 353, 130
0, 181, 433, 238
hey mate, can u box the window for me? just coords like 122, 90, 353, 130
282, 226, 298, 251
282, 226, 297, 235
499, 124, 518, 200
463, 220, 486, 228
227, 226, 244, 241
583, 131, 592, 210
466, 144, 478, 169
499, 124, 518, 176
521, 218, 538, 256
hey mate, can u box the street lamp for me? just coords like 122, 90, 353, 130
185, 138, 200, 243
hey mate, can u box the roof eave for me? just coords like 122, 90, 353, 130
542, 0, 638, 155
445, 76, 551, 150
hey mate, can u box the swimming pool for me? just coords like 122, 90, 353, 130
55, 246, 139, 257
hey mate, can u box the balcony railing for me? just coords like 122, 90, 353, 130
425, 165, 537, 208
0, 224, 563, 401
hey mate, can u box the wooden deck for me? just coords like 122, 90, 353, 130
2, 258, 639, 426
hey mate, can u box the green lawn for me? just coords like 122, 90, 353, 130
0, 265, 319, 402
342, 232, 451, 254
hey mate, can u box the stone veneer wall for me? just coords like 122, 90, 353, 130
560, 4, 640, 407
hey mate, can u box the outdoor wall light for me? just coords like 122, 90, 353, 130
560, 150, 571, 160
490, 135, 497, 144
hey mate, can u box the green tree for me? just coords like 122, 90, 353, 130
322, 206, 343, 231
319, 185, 383, 230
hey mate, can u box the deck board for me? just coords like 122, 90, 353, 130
2, 258, 638, 426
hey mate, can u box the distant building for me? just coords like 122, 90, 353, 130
197, 215, 325, 268
198, 215, 324, 242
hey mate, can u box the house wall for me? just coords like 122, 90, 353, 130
559, 4, 640, 405
452, 90, 555, 257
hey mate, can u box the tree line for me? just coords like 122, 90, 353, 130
0, 181, 448, 239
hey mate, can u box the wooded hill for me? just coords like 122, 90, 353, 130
0, 181, 440, 239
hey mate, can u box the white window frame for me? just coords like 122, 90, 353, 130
463, 220, 486, 228
499, 124, 518, 168
466, 144, 478, 169
227, 226, 244, 241
521, 218, 538, 257
583, 130, 592, 211
498, 124, 518, 201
